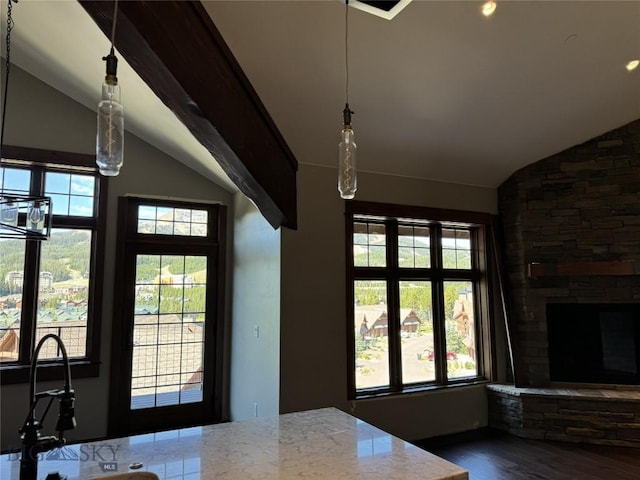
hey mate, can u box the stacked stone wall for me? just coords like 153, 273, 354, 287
498, 120, 640, 386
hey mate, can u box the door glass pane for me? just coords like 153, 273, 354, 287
354, 280, 388, 390
131, 254, 207, 409
35, 229, 91, 360
399, 281, 435, 384
0, 238, 26, 362
444, 281, 477, 379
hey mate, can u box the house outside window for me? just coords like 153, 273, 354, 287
0, 146, 106, 383
346, 201, 493, 398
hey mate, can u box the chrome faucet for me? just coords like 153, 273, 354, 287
19, 334, 76, 480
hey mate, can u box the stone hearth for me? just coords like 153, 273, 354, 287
487, 384, 640, 447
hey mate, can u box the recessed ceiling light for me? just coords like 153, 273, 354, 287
482, 1, 497, 17
626, 60, 639, 72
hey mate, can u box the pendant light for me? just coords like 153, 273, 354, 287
96, 0, 124, 176
338, 0, 358, 200
0, 0, 53, 241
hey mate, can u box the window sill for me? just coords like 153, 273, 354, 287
351, 378, 490, 401
0, 360, 100, 385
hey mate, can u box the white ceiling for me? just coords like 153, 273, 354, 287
4, 0, 640, 191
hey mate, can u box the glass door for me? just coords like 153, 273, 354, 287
109, 198, 225, 436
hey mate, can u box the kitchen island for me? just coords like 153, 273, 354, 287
1, 407, 467, 479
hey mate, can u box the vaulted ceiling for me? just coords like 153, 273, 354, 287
206, 0, 640, 187
3, 1, 640, 196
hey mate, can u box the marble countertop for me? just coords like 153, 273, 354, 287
1, 407, 467, 480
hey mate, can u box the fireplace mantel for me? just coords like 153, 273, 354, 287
528, 260, 635, 279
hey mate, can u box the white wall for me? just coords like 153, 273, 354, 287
230, 193, 280, 420
280, 163, 498, 441
0, 65, 234, 451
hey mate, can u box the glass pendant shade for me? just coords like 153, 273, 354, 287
96, 79, 124, 176
0, 199, 19, 227
27, 201, 46, 233
338, 125, 357, 199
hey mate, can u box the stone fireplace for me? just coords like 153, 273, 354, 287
488, 119, 640, 446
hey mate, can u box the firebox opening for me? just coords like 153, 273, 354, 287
547, 303, 640, 385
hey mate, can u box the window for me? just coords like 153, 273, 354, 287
109, 197, 225, 436
0, 146, 106, 383
346, 201, 492, 398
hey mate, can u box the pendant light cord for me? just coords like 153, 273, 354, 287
1, 0, 16, 157
109, 0, 119, 53
345, 0, 350, 105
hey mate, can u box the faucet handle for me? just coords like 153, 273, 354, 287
55, 390, 76, 433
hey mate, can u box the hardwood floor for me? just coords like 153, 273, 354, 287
417, 430, 640, 480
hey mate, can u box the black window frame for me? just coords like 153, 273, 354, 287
346, 200, 494, 399
0, 145, 107, 384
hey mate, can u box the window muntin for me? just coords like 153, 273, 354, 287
442, 228, 471, 270
353, 222, 386, 267
45, 172, 95, 217
398, 225, 430, 268
0, 150, 104, 377
348, 205, 488, 398
137, 205, 208, 237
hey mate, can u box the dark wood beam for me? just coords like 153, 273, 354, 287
79, 0, 297, 229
